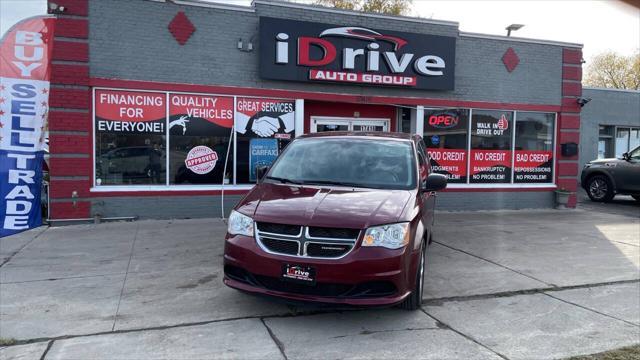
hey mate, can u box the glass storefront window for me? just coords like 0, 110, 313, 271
470, 110, 513, 183
616, 128, 630, 157
423, 108, 469, 183
93, 88, 559, 188
629, 128, 639, 153
168, 94, 234, 185
235, 97, 295, 183
513, 112, 554, 183
94, 90, 167, 185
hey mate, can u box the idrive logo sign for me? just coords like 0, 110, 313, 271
260, 17, 456, 90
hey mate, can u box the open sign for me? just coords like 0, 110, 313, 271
428, 113, 459, 129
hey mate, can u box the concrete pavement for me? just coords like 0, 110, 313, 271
0, 203, 638, 359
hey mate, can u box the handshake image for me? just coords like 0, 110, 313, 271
252, 116, 281, 137
236, 111, 295, 138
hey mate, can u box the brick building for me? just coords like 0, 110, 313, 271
579, 88, 640, 169
46, 0, 587, 220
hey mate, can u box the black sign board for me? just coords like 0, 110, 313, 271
259, 17, 456, 90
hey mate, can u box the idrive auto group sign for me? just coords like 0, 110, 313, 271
259, 17, 456, 90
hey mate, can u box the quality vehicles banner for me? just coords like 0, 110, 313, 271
169, 93, 234, 184
0, 16, 55, 237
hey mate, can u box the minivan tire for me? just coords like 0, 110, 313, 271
399, 240, 426, 311
586, 175, 615, 202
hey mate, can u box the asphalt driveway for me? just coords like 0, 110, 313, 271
0, 202, 638, 359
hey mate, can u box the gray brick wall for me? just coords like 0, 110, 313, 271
579, 88, 640, 169
89, 0, 563, 105
90, 191, 552, 219
91, 195, 244, 219
91, 191, 555, 219
437, 191, 554, 211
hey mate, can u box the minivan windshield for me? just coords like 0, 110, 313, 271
267, 138, 417, 190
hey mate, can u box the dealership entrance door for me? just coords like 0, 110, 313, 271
311, 117, 389, 133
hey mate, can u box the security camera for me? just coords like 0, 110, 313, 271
576, 97, 592, 107
48, 2, 66, 13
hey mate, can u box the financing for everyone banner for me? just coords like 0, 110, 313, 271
0, 16, 55, 237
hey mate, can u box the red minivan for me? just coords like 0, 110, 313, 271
223, 132, 447, 310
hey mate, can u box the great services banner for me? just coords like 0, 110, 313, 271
235, 97, 295, 139
0, 16, 55, 237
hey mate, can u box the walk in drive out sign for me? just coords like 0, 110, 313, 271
0, 16, 55, 237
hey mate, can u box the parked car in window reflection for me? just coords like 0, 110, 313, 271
97, 146, 166, 184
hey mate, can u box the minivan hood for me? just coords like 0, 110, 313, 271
589, 157, 621, 164
237, 183, 413, 229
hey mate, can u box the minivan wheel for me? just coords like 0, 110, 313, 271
399, 240, 426, 311
587, 175, 614, 202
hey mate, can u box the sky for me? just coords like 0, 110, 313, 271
1, 0, 638, 62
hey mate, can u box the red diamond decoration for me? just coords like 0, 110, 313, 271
168, 11, 195, 46
502, 47, 520, 73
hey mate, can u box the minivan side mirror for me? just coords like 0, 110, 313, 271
256, 165, 270, 183
622, 152, 630, 161
422, 173, 447, 192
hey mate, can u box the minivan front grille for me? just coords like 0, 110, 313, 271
306, 243, 352, 258
256, 222, 302, 236
255, 223, 360, 259
308, 227, 360, 239
260, 237, 299, 255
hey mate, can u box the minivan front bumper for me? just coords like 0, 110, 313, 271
223, 233, 416, 306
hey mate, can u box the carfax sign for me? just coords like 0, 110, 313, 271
259, 17, 456, 90
0, 16, 55, 237
249, 138, 278, 182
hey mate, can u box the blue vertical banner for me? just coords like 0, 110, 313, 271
249, 138, 279, 182
0, 16, 56, 237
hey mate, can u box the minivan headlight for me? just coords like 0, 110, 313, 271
362, 222, 410, 249
227, 210, 254, 237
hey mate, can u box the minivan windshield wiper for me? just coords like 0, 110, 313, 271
299, 179, 378, 188
265, 176, 303, 185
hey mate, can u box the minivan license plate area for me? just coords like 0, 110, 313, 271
282, 264, 316, 285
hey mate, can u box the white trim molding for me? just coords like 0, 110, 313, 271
91, 185, 255, 193
295, 99, 305, 137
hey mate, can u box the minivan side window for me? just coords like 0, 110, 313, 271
416, 141, 428, 180
418, 140, 431, 174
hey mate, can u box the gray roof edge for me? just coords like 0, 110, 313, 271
460, 31, 583, 48
252, 0, 460, 27
583, 87, 640, 94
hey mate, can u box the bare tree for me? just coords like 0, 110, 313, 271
584, 51, 640, 90
314, 0, 412, 15
314, 0, 360, 11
